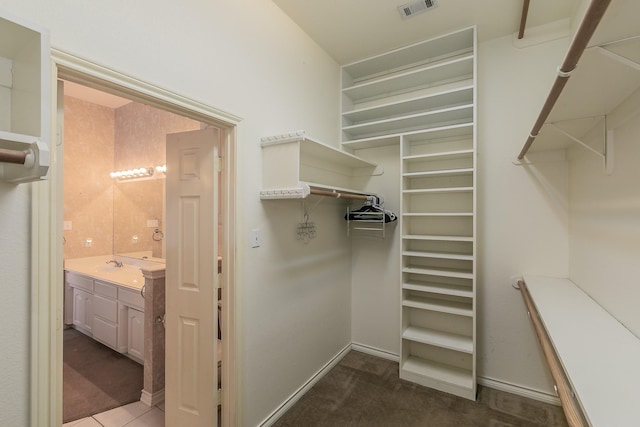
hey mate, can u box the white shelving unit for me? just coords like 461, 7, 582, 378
0, 12, 50, 183
341, 28, 475, 149
340, 27, 477, 400
260, 131, 379, 200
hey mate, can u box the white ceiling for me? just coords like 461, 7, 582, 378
273, 0, 579, 65
63, 80, 132, 109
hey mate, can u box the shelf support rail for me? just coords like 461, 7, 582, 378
517, 0, 612, 161
515, 280, 589, 427
546, 116, 614, 174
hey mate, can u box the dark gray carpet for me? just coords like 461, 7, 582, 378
63, 328, 143, 423
273, 351, 568, 427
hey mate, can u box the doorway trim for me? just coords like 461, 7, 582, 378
31, 49, 242, 426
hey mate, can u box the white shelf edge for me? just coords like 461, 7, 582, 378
403, 251, 473, 261
403, 234, 474, 242
401, 356, 474, 390
402, 294, 473, 316
403, 149, 474, 161
403, 187, 474, 194
403, 281, 473, 298
403, 212, 473, 217
402, 325, 473, 353
403, 266, 474, 280
342, 83, 474, 119
403, 168, 474, 177
342, 104, 474, 132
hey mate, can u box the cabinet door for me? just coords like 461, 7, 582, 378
127, 308, 145, 362
72, 288, 93, 332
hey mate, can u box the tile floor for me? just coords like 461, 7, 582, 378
62, 401, 164, 427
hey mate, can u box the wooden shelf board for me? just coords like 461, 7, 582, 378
403, 234, 473, 242
343, 27, 474, 81
343, 83, 473, 125
403, 168, 473, 178
403, 149, 474, 162
343, 55, 473, 102
342, 105, 473, 138
403, 280, 473, 298
403, 326, 473, 353
403, 250, 473, 261
401, 356, 474, 389
403, 212, 473, 217
403, 266, 473, 280
403, 187, 473, 194
402, 294, 473, 316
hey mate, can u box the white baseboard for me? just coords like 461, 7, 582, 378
140, 388, 165, 407
478, 376, 561, 406
259, 344, 352, 427
350, 342, 399, 362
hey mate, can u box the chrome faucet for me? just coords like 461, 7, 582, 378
106, 259, 123, 268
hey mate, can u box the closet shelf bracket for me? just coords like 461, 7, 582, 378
0, 137, 50, 184
514, 117, 614, 175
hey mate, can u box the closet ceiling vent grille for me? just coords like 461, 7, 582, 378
398, 0, 438, 19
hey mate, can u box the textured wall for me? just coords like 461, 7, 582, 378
63, 96, 115, 258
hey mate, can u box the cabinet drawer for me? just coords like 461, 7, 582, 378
119, 287, 144, 310
65, 272, 93, 292
93, 317, 118, 349
93, 294, 118, 322
95, 280, 117, 299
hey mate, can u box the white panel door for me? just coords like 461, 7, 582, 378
165, 128, 219, 426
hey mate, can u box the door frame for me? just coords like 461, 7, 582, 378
31, 49, 242, 426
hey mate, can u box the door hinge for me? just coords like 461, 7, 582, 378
216, 157, 223, 172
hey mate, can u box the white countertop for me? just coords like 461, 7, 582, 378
64, 255, 165, 290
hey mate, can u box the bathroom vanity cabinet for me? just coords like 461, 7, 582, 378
65, 271, 145, 363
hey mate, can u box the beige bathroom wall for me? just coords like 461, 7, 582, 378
63, 96, 115, 259
113, 102, 201, 257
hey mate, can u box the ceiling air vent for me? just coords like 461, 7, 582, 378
398, 0, 438, 19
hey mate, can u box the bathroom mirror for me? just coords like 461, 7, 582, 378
62, 83, 202, 262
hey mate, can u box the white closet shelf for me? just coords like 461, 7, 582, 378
342, 55, 473, 102
341, 123, 474, 150
403, 326, 473, 354
403, 187, 474, 194
0, 13, 50, 184
403, 266, 473, 280
343, 27, 474, 81
403, 149, 474, 162
403, 294, 473, 316
403, 251, 473, 261
342, 105, 473, 139
260, 131, 379, 200
403, 280, 473, 298
401, 357, 474, 391
403, 212, 473, 217
343, 83, 473, 124
403, 234, 474, 242
403, 168, 473, 178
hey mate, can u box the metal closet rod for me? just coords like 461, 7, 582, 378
518, 0, 530, 40
517, 0, 612, 161
310, 188, 370, 201
0, 147, 28, 165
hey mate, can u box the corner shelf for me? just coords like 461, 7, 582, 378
0, 12, 50, 183
260, 131, 379, 200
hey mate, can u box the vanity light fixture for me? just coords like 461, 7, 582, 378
155, 164, 167, 174
110, 167, 154, 180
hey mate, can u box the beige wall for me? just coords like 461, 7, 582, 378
63, 96, 115, 258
